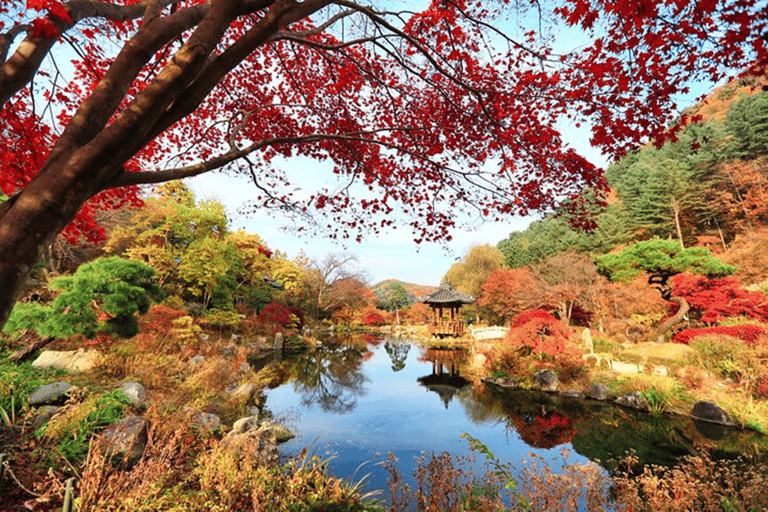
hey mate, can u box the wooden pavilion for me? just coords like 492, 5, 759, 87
422, 283, 474, 338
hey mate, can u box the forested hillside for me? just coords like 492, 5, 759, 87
497, 76, 768, 283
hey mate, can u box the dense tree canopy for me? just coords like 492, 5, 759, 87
0, 0, 765, 327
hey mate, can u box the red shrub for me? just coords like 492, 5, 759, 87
258, 302, 295, 327
672, 324, 768, 345
505, 309, 571, 357
671, 273, 768, 324
364, 312, 386, 326
137, 305, 187, 334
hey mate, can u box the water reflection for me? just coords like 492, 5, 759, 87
264, 336, 768, 489
286, 338, 370, 414
417, 347, 471, 409
384, 339, 410, 372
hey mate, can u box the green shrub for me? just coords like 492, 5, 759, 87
4, 257, 163, 339
38, 389, 130, 466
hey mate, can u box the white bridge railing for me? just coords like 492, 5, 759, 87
469, 326, 509, 341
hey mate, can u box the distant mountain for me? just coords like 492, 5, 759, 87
371, 279, 438, 301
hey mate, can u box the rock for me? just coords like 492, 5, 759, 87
28, 382, 73, 406
230, 383, 258, 404
32, 405, 61, 427
185, 408, 222, 432
230, 334, 242, 344
238, 362, 252, 374
228, 415, 260, 437
198, 333, 210, 343
560, 390, 584, 399
486, 376, 520, 389
532, 369, 559, 392
32, 349, 100, 372
260, 421, 296, 443
221, 344, 236, 358
273, 332, 284, 351
584, 383, 610, 401
119, 382, 147, 408
99, 415, 148, 465
221, 425, 279, 466
616, 392, 650, 412
581, 328, 593, 354
690, 401, 737, 427
188, 355, 206, 370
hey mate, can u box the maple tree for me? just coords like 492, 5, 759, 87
670, 272, 768, 325
477, 267, 539, 324
596, 239, 737, 342
0, 0, 765, 329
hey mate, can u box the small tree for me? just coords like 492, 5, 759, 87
4, 257, 162, 339
595, 239, 736, 342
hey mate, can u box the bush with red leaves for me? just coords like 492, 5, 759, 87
505, 309, 571, 357
364, 312, 386, 326
671, 273, 768, 324
673, 324, 768, 345
258, 302, 296, 328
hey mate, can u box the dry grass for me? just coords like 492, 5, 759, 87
619, 342, 697, 366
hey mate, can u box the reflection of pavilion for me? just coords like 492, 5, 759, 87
417, 348, 470, 408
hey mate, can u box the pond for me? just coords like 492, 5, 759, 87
260, 334, 768, 504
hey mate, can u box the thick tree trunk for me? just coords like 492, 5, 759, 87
653, 296, 689, 343
0, 158, 105, 328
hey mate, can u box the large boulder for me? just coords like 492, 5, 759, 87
28, 382, 73, 406
260, 421, 296, 443
185, 408, 222, 432
221, 425, 279, 466
99, 415, 148, 465
32, 349, 100, 372
584, 383, 610, 401
615, 391, 650, 412
119, 382, 147, 408
532, 369, 559, 392
690, 401, 737, 427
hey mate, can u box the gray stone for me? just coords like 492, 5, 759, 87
560, 390, 584, 399
584, 383, 610, 401
483, 375, 520, 389
690, 401, 737, 427
99, 415, 148, 465
32, 349, 100, 372
28, 382, 73, 406
615, 391, 650, 412
238, 362, 252, 374
188, 355, 206, 370
221, 344, 236, 358
581, 328, 593, 354
185, 408, 222, 432
532, 369, 559, 392
119, 382, 147, 408
198, 333, 210, 343
273, 332, 284, 350
260, 421, 296, 443
32, 405, 61, 427
221, 425, 279, 466
228, 415, 260, 437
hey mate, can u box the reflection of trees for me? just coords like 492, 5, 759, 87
384, 340, 410, 372
288, 341, 370, 414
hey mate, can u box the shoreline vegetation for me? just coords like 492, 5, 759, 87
2, 316, 768, 512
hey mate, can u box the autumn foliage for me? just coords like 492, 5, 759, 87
504, 309, 572, 358
258, 302, 296, 329
673, 325, 768, 345
671, 272, 768, 324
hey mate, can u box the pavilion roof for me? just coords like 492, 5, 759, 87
421, 283, 474, 305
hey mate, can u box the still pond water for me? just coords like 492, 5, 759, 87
260, 334, 766, 501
